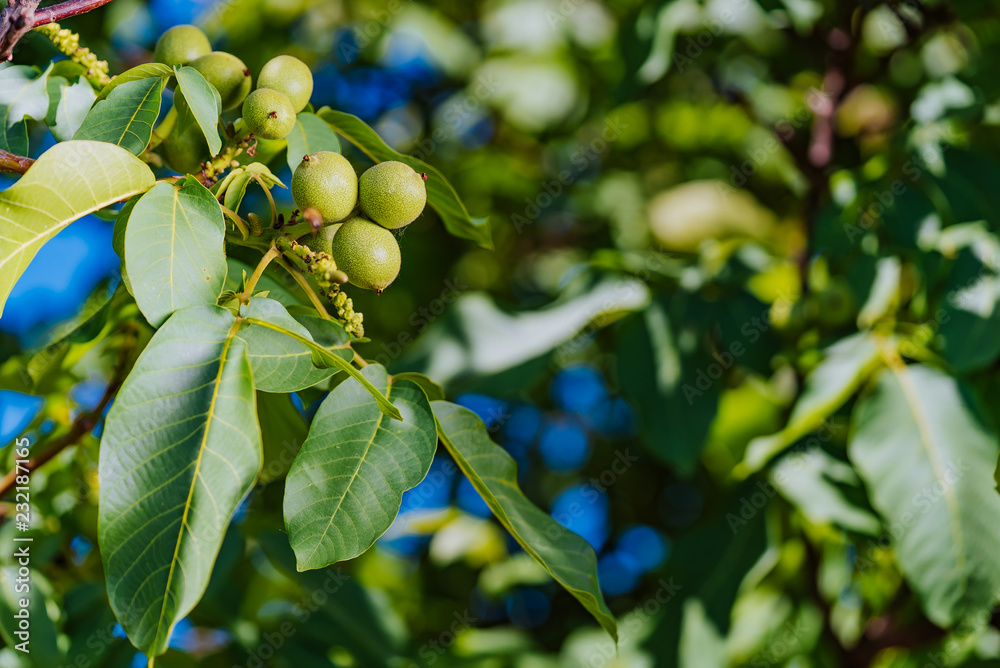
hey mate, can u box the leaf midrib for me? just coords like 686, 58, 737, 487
153, 317, 242, 648
303, 378, 393, 566
888, 363, 968, 593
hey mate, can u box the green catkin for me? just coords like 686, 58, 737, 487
275, 236, 365, 337
35, 23, 111, 87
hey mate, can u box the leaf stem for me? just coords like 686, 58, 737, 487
275, 256, 331, 319
240, 245, 279, 303
147, 105, 177, 151
220, 204, 250, 239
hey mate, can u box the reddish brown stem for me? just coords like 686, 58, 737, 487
0, 0, 116, 61
0, 148, 34, 174
33, 0, 117, 26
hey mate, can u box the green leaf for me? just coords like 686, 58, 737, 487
740, 332, 884, 474
286, 111, 341, 172
45, 75, 96, 141
240, 310, 402, 420
392, 371, 445, 401
99, 305, 261, 656
0, 111, 26, 153
74, 76, 165, 155
112, 195, 137, 293
432, 400, 618, 641
219, 162, 285, 214
937, 248, 1000, 373
0, 63, 52, 127
96, 63, 173, 101
175, 66, 223, 156
617, 298, 720, 473
0, 140, 155, 317
236, 297, 352, 392
284, 365, 436, 569
849, 364, 1000, 627
124, 179, 227, 327
317, 107, 492, 249
0, 568, 62, 665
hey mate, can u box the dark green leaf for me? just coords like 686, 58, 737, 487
317, 107, 492, 249
433, 400, 617, 641
284, 365, 436, 569
74, 76, 165, 155
96, 63, 173, 101
99, 305, 261, 656
236, 297, 351, 392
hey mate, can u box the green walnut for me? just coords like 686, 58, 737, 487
257, 55, 313, 113
329, 216, 401, 293
291, 151, 358, 223
163, 121, 208, 175
358, 161, 427, 230
242, 88, 296, 140
188, 51, 252, 111
154, 25, 211, 68
302, 223, 343, 256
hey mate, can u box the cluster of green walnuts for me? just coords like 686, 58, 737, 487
292, 153, 427, 293
154, 24, 312, 169
152, 24, 429, 303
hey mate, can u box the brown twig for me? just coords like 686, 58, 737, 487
0, 0, 116, 61
0, 148, 34, 174
0, 329, 135, 502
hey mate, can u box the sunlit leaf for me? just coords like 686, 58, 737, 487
45, 75, 96, 141
124, 178, 227, 327
850, 364, 1000, 627
0, 140, 155, 317
96, 63, 172, 101
175, 66, 223, 155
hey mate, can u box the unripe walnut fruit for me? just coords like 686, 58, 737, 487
257, 55, 314, 113
303, 223, 343, 257
154, 25, 211, 68
358, 161, 427, 230
188, 51, 252, 111
329, 216, 401, 292
291, 152, 358, 223
242, 88, 296, 140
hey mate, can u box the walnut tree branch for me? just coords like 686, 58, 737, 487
0, 148, 34, 173
0, 0, 116, 61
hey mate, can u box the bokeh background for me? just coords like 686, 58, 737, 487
3, 0, 1000, 666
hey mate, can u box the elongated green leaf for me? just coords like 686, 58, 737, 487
286, 112, 341, 172
45, 75, 96, 141
124, 179, 227, 327
0, 140, 155, 317
849, 364, 1000, 627
219, 162, 284, 214
175, 66, 223, 155
96, 63, 173, 101
74, 76, 165, 154
241, 312, 401, 420
740, 332, 884, 474
432, 400, 617, 641
237, 297, 352, 392
317, 107, 492, 249
0, 63, 51, 127
99, 305, 261, 656
284, 365, 436, 570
